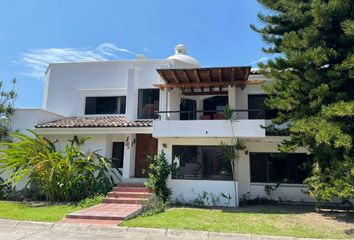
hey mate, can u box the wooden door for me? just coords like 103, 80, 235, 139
135, 134, 158, 178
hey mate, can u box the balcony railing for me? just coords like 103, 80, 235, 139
154, 109, 265, 120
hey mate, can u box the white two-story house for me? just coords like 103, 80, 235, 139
8, 44, 313, 206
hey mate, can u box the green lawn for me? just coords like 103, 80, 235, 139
122, 206, 354, 239
0, 201, 83, 222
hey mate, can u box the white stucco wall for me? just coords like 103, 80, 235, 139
153, 120, 265, 138
237, 139, 314, 202
155, 137, 315, 206
42, 58, 199, 120
169, 180, 238, 206
10, 108, 63, 134
157, 137, 239, 206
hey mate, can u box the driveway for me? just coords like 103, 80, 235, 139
0, 219, 322, 240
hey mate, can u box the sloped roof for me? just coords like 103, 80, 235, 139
35, 116, 152, 128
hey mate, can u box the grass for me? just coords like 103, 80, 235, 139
0, 201, 82, 222
0, 195, 104, 222
122, 205, 354, 239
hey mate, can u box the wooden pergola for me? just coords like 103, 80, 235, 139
154, 66, 265, 95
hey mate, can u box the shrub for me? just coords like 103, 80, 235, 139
0, 177, 12, 200
140, 195, 167, 217
145, 151, 176, 203
78, 194, 105, 208
0, 130, 119, 202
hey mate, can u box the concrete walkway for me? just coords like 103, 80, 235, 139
0, 219, 323, 240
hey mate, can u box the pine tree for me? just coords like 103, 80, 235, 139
251, 0, 354, 203
0, 78, 16, 142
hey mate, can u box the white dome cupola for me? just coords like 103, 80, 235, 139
175, 44, 187, 55
167, 44, 201, 68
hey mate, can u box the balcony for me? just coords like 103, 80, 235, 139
152, 109, 266, 138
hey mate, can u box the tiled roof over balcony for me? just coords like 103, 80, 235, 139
35, 116, 152, 128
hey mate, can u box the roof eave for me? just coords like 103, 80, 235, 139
35, 126, 153, 135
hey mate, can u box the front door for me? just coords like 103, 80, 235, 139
135, 134, 158, 178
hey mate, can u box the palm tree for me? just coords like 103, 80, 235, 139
219, 106, 245, 207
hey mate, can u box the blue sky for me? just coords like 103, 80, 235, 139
0, 0, 268, 108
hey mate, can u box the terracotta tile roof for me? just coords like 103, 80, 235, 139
35, 116, 152, 128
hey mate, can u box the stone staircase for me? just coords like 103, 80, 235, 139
61, 182, 152, 226
104, 182, 152, 204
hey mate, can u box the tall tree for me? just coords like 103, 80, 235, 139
251, 0, 354, 203
0, 79, 16, 142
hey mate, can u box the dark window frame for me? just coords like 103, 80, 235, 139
248, 94, 277, 120
172, 145, 233, 181
137, 88, 160, 119
85, 96, 126, 115
112, 142, 124, 168
250, 152, 311, 184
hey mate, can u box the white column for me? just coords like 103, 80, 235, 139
169, 88, 181, 120
196, 97, 203, 120
237, 149, 250, 199
228, 85, 236, 109
122, 134, 136, 179
159, 89, 168, 120
126, 68, 137, 121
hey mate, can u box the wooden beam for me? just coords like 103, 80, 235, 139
207, 70, 212, 82
153, 80, 265, 89
182, 70, 190, 83
171, 70, 180, 83
231, 68, 235, 81
243, 68, 250, 80
194, 70, 200, 82
218, 69, 222, 82
182, 91, 228, 96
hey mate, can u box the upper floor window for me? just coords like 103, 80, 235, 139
250, 152, 311, 184
137, 89, 159, 119
248, 94, 277, 119
85, 96, 126, 115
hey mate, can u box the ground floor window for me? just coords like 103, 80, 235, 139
112, 142, 124, 168
250, 153, 311, 184
172, 145, 232, 180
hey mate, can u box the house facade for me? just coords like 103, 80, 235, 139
7, 44, 314, 206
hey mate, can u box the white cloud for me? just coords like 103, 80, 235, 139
96, 43, 136, 58
20, 43, 136, 79
250, 57, 270, 65
142, 47, 151, 53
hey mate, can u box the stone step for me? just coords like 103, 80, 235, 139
103, 197, 148, 204
64, 203, 142, 222
112, 187, 152, 193
107, 191, 152, 199
66, 213, 125, 221
60, 218, 122, 226
118, 182, 145, 188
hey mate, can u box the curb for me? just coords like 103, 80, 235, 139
0, 219, 326, 240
